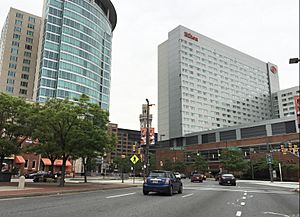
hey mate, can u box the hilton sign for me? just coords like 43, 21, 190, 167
184, 32, 198, 42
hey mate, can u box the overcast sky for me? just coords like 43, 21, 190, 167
0, 0, 299, 131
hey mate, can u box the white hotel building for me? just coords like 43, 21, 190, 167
158, 25, 280, 140
272, 86, 300, 119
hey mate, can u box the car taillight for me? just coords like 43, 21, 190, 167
165, 178, 170, 184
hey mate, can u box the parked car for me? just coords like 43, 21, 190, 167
33, 172, 59, 182
174, 172, 181, 179
143, 170, 183, 196
180, 173, 187, 179
191, 174, 204, 182
219, 174, 236, 186
24, 171, 48, 179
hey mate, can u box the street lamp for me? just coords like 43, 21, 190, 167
145, 99, 154, 177
289, 58, 299, 64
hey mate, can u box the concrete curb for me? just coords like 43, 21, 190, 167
0, 184, 138, 199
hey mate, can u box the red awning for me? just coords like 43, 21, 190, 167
54, 160, 72, 167
41, 158, 52, 166
15, 156, 25, 164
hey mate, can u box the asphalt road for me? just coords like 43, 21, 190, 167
0, 180, 298, 217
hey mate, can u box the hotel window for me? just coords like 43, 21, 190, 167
16, 13, 23, 19
15, 20, 22, 25
9, 63, 17, 69
26, 37, 33, 43
23, 59, 31, 65
28, 17, 35, 23
27, 23, 35, 29
7, 79, 15, 85
11, 48, 18, 54
10, 56, 18, 62
26, 30, 34, 36
22, 66, 30, 72
25, 44, 32, 50
11, 41, 19, 47
19, 89, 27, 95
6, 86, 14, 93
8, 71, 16, 77
21, 74, 29, 80
13, 33, 21, 40
20, 81, 28, 87
24, 51, 31, 57
14, 26, 22, 32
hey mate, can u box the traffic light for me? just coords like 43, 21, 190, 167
280, 144, 285, 153
294, 145, 298, 154
137, 148, 141, 155
288, 143, 293, 151
132, 144, 136, 152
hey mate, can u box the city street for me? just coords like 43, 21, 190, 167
0, 179, 298, 217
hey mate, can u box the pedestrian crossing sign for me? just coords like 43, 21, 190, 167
130, 154, 139, 164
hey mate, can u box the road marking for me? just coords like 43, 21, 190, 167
241, 202, 246, 206
106, 192, 136, 199
263, 212, 290, 217
184, 187, 293, 195
243, 192, 247, 196
236, 211, 242, 216
242, 196, 246, 199
0, 197, 25, 201
182, 193, 194, 198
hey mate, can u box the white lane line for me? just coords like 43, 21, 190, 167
106, 192, 136, 199
236, 211, 242, 216
243, 192, 247, 196
242, 196, 246, 199
0, 197, 25, 201
263, 212, 290, 217
241, 202, 246, 206
182, 193, 194, 198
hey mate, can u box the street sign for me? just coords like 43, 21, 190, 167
130, 154, 139, 165
266, 154, 273, 164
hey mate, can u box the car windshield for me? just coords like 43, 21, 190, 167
149, 172, 166, 178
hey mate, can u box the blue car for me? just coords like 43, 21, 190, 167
143, 170, 183, 196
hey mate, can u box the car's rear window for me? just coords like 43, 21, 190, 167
222, 174, 234, 178
149, 172, 167, 178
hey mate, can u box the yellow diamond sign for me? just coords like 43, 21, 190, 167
130, 154, 139, 165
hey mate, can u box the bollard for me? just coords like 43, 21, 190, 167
18, 176, 25, 189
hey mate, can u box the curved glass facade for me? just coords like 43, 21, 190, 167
35, 0, 116, 110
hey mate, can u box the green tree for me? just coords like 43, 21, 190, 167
0, 93, 34, 172
113, 157, 132, 174
32, 98, 83, 186
172, 161, 186, 173
162, 159, 173, 171
71, 96, 115, 182
193, 154, 208, 173
221, 147, 248, 174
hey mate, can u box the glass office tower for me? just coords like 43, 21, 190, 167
34, 0, 117, 110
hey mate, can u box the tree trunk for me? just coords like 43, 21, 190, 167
0, 156, 4, 172
83, 157, 87, 183
59, 155, 66, 187
50, 158, 55, 174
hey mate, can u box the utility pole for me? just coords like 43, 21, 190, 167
145, 99, 150, 177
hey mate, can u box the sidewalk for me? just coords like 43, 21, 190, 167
237, 179, 300, 191
0, 181, 137, 199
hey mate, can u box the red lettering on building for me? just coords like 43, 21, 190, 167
184, 32, 198, 42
